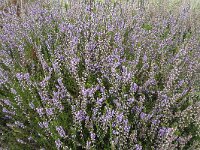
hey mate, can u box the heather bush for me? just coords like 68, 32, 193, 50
0, 0, 200, 149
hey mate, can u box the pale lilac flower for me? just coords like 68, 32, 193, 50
46, 108, 54, 116
3, 99, 11, 106
56, 126, 66, 138
90, 132, 96, 141
43, 121, 49, 128
36, 108, 44, 116
135, 144, 142, 150
55, 139, 62, 149
131, 83, 139, 93
16, 73, 23, 81
158, 127, 173, 137
96, 97, 104, 105
116, 113, 123, 123
75, 110, 86, 122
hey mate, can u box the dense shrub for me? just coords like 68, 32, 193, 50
0, 0, 200, 149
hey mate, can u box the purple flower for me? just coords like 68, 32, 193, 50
46, 108, 54, 116
90, 132, 96, 141
127, 98, 135, 105
43, 121, 49, 128
2, 108, 15, 115
16, 73, 23, 81
75, 110, 86, 122
143, 54, 148, 62
140, 112, 146, 120
23, 73, 30, 81
55, 139, 62, 149
38, 122, 49, 129
131, 83, 138, 93
158, 127, 173, 137
56, 126, 66, 138
116, 113, 123, 123
135, 144, 142, 150
36, 108, 44, 116
178, 80, 184, 86
3, 99, 11, 106
96, 97, 104, 105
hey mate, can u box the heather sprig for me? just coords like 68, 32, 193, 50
0, 0, 200, 149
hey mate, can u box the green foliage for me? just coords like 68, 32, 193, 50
142, 23, 153, 31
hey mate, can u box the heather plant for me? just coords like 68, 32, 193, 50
0, 0, 200, 149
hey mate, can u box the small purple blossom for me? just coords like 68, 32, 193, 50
96, 97, 104, 105
135, 144, 142, 150
75, 110, 86, 122
158, 127, 173, 137
46, 108, 54, 116
116, 113, 123, 123
131, 83, 139, 93
55, 139, 62, 149
36, 108, 44, 116
90, 132, 96, 141
56, 126, 66, 138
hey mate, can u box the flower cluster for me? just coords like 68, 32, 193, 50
0, 0, 200, 149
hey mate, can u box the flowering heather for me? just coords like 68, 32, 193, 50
0, 0, 200, 149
